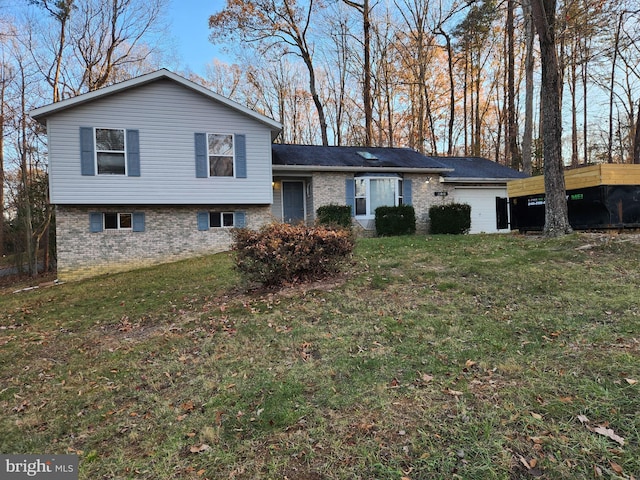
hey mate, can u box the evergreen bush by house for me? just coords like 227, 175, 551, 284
429, 203, 471, 234
374, 205, 416, 236
316, 204, 352, 229
232, 222, 355, 287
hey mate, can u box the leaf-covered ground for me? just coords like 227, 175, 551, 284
1, 233, 638, 479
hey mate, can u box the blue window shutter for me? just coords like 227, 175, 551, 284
234, 211, 246, 228
132, 212, 145, 232
89, 212, 103, 232
197, 211, 209, 231
195, 133, 208, 178
404, 179, 412, 205
235, 134, 247, 178
345, 178, 355, 216
80, 127, 95, 176
126, 129, 140, 177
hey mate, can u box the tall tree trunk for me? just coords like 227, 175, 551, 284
300, 52, 330, 146
463, 52, 469, 155
634, 100, 640, 164
363, 0, 372, 146
506, 0, 519, 169
343, 0, 373, 146
531, 0, 572, 236
608, 14, 623, 163
18, 68, 36, 276
570, 57, 579, 167
444, 32, 455, 155
521, 0, 534, 176
474, 52, 481, 156
581, 51, 588, 164
0, 66, 5, 257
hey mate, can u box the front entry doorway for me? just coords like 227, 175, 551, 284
282, 181, 305, 224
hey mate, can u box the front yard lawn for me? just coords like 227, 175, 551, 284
1, 233, 638, 479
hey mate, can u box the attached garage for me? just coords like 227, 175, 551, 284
454, 187, 509, 233
438, 157, 528, 234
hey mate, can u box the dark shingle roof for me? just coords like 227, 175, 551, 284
272, 144, 450, 170
271, 144, 528, 180
436, 156, 529, 180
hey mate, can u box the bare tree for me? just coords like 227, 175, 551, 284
342, 0, 373, 146
0, 60, 10, 256
531, 0, 572, 236
634, 100, 640, 164
521, 0, 535, 175
29, 0, 74, 102
210, 0, 329, 145
505, 0, 520, 169
71, 0, 167, 92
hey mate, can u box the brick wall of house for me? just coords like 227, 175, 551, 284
311, 172, 453, 234
56, 205, 272, 281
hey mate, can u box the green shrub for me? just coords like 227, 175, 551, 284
316, 204, 352, 229
375, 205, 416, 236
232, 223, 355, 287
429, 203, 471, 234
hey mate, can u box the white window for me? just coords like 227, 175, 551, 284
210, 212, 235, 228
95, 128, 126, 175
104, 213, 132, 230
208, 134, 234, 176
354, 176, 404, 217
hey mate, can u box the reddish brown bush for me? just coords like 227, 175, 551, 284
231, 223, 355, 287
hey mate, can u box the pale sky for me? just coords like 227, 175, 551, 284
168, 0, 230, 75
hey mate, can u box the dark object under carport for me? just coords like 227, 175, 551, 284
507, 165, 640, 232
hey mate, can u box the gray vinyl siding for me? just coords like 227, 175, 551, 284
46, 79, 274, 205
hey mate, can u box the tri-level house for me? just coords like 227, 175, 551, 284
31, 69, 282, 280
31, 69, 526, 280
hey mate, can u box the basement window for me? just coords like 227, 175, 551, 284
104, 212, 132, 230
210, 212, 235, 228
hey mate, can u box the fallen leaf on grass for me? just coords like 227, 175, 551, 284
577, 414, 589, 424
445, 389, 463, 397
593, 426, 625, 446
609, 461, 623, 474
577, 416, 625, 446
530, 412, 543, 420
625, 378, 637, 385
189, 444, 211, 454
519, 456, 531, 469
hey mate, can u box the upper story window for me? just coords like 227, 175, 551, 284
95, 128, 126, 175
208, 134, 234, 177
354, 175, 404, 217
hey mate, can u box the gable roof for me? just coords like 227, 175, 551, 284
272, 144, 452, 173
29, 69, 282, 134
272, 144, 528, 181
437, 156, 529, 182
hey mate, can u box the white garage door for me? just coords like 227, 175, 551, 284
454, 187, 508, 234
